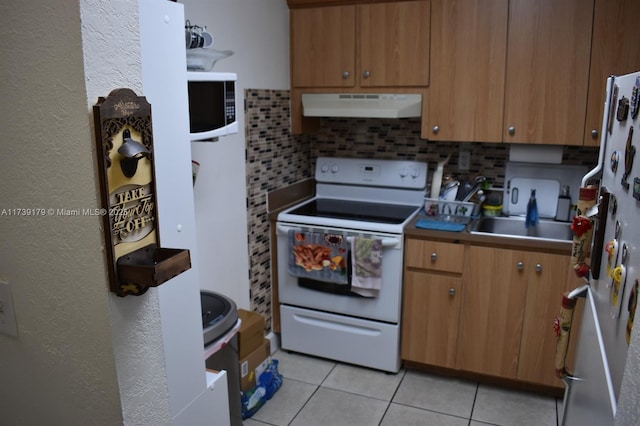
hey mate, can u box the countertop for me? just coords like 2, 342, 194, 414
404, 215, 574, 254
267, 180, 575, 254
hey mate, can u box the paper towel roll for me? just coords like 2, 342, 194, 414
509, 145, 563, 164
431, 164, 443, 199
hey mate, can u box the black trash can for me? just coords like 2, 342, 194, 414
201, 291, 242, 426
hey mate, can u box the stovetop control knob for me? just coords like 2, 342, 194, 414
331, 164, 339, 173
320, 163, 329, 173
411, 167, 420, 178
399, 167, 408, 178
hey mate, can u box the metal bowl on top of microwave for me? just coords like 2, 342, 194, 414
200, 290, 238, 347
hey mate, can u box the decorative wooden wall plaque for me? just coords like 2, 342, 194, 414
93, 88, 191, 296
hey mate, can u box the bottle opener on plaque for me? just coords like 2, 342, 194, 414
92, 88, 191, 296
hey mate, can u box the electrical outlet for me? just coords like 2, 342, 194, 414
459, 151, 471, 171
0, 280, 18, 337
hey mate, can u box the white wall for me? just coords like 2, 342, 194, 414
0, 0, 289, 422
0, 0, 164, 424
81, 1, 175, 423
183, 0, 290, 309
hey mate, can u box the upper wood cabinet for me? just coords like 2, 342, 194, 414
290, 6, 357, 88
503, 0, 593, 145
290, 1, 430, 89
358, 1, 430, 87
429, 0, 593, 145
428, 0, 508, 142
583, 0, 640, 146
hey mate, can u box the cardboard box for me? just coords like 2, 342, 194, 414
238, 309, 265, 359
240, 338, 271, 391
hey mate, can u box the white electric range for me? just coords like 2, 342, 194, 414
276, 157, 427, 372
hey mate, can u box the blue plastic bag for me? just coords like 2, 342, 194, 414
241, 359, 283, 419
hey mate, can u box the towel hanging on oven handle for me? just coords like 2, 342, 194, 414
346, 236, 400, 249
276, 224, 401, 249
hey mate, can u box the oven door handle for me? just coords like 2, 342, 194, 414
346, 236, 400, 248
277, 224, 401, 248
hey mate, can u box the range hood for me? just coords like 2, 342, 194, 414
301, 93, 422, 118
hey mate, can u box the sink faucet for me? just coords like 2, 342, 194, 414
460, 176, 487, 203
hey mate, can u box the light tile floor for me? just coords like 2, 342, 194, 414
244, 350, 562, 426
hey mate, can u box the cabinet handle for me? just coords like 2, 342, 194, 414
449, 288, 456, 296
342, 71, 350, 79
431, 252, 438, 261
363, 70, 371, 78
536, 263, 543, 273
591, 129, 599, 138
517, 261, 524, 270
432, 125, 439, 134
508, 126, 516, 135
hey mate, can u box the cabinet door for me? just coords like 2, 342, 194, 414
517, 252, 577, 387
428, 0, 507, 142
290, 6, 356, 88
458, 246, 528, 378
359, 1, 430, 87
503, 0, 593, 145
402, 270, 462, 368
584, 0, 640, 146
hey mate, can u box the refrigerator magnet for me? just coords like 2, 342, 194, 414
610, 243, 629, 319
617, 96, 630, 122
631, 76, 640, 119
610, 151, 619, 173
633, 177, 640, 200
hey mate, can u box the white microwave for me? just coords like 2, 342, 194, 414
187, 71, 238, 140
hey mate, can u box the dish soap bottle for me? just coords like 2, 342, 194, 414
525, 189, 539, 228
555, 185, 571, 222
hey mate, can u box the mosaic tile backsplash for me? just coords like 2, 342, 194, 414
244, 89, 599, 332
245, 89, 310, 332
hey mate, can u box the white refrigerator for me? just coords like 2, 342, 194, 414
561, 70, 640, 425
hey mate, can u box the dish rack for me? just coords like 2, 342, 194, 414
423, 198, 475, 222
416, 198, 477, 232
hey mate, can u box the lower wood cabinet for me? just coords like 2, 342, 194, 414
402, 237, 579, 389
457, 245, 528, 379
402, 270, 462, 368
402, 238, 464, 369
517, 250, 583, 387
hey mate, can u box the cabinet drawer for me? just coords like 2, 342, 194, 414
405, 239, 465, 273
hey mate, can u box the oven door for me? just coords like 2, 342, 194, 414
276, 222, 404, 323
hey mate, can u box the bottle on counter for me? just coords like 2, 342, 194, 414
430, 153, 450, 199
525, 189, 539, 228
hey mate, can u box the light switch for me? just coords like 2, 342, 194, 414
459, 151, 471, 171
0, 280, 18, 337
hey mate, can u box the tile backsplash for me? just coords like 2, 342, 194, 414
311, 118, 599, 188
244, 90, 599, 332
245, 89, 310, 332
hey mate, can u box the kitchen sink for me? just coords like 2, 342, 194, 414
470, 216, 574, 242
